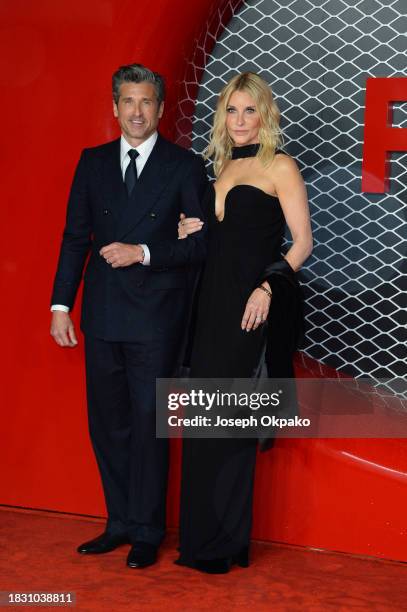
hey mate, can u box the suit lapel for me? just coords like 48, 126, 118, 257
116, 135, 175, 240
101, 139, 128, 220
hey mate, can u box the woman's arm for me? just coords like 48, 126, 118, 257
271, 155, 313, 271
242, 155, 312, 332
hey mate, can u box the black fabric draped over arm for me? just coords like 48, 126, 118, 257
257, 259, 304, 451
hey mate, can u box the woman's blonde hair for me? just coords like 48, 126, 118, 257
204, 72, 283, 177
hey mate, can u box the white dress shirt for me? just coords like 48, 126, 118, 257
51, 132, 157, 312
120, 131, 157, 180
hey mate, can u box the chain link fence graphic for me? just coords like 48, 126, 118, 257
179, 0, 407, 382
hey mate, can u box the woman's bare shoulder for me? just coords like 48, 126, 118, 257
273, 150, 297, 166
269, 151, 300, 179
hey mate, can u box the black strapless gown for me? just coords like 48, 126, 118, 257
177, 148, 287, 568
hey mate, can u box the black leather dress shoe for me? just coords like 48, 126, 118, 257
77, 532, 129, 554
127, 542, 158, 569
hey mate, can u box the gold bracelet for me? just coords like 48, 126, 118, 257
258, 284, 272, 299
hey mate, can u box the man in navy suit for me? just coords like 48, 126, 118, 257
50, 64, 207, 568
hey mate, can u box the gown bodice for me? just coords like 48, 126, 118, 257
190, 173, 287, 378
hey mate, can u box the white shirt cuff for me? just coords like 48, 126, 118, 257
51, 304, 70, 313
140, 244, 150, 266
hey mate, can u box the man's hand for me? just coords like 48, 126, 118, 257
241, 283, 272, 332
50, 311, 78, 347
99, 243, 144, 268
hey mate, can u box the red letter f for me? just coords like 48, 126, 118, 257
362, 77, 407, 193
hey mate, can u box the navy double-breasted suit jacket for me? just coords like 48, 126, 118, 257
51, 134, 208, 342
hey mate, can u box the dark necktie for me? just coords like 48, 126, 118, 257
124, 149, 139, 196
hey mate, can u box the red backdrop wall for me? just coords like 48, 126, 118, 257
1, 0, 405, 563
0, 0, 219, 514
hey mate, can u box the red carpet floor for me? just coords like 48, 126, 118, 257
0, 507, 406, 611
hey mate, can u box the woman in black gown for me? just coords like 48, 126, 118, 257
176, 72, 313, 573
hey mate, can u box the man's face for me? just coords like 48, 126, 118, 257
113, 81, 164, 146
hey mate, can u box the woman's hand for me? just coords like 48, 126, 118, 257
241, 283, 272, 332
178, 212, 204, 239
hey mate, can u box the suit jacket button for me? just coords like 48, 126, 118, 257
103, 209, 109, 215
150, 212, 157, 219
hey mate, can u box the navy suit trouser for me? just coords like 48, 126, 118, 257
84, 331, 180, 546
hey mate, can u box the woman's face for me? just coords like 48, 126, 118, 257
225, 90, 261, 146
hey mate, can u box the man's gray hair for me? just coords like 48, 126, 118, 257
112, 63, 165, 104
